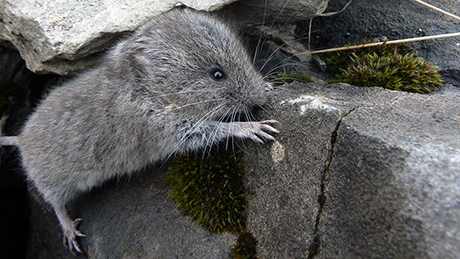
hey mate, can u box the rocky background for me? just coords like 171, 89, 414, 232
1, 0, 459, 258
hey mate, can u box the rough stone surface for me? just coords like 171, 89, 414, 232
0, 0, 328, 75
302, 0, 460, 85
27, 165, 236, 258
243, 82, 460, 258
218, 0, 328, 27
320, 89, 460, 258
1, 0, 237, 75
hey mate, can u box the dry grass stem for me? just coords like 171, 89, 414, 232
308, 32, 460, 55
411, 0, 460, 22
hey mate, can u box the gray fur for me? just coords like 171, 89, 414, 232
16, 8, 278, 253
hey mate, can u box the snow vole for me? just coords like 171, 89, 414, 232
16, 8, 278, 253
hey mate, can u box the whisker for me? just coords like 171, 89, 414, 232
252, 0, 269, 65
152, 88, 220, 99
224, 106, 239, 150
162, 102, 227, 161
203, 105, 235, 159
262, 61, 310, 78
172, 98, 226, 110
200, 105, 237, 161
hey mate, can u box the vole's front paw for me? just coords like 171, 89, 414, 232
225, 120, 279, 143
249, 120, 279, 143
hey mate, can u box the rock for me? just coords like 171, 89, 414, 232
300, 0, 460, 85
27, 165, 237, 258
218, 0, 328, 27
0, 0, 328, 75
243, 82, 460, 258
0, 0, 235, 75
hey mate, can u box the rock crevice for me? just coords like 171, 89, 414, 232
308, 107, 356, 258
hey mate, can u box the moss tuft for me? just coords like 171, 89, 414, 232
334, 52, 442, 93
315, 40, 413, 75
230, 232, 258, 259
315, 40, 441, 93
165, 146, 247, 234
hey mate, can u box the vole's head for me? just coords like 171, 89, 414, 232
113, 8, 270, 120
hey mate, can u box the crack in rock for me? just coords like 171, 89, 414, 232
307, 108, 356, 258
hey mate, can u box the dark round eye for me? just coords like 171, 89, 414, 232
211, 68, 226, 81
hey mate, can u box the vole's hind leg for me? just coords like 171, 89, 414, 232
52, 203, 86, 254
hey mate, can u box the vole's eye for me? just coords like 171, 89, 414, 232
211, 68, 226, 81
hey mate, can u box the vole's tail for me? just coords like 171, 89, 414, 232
0, 136, 19, 146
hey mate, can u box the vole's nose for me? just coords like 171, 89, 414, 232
264, 82, 273, 91
248, 84, 269, 108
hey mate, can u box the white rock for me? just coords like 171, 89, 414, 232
0, 0, 238, 75
1, 0, 328, 75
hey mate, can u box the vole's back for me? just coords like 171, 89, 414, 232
19, 68, 145, 204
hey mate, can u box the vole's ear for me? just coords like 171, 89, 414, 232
126, 49, 148, 81
104, 38, 148, 81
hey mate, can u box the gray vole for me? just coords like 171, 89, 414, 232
9, 8, 278, 253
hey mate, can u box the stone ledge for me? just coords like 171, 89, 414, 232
24, 82, 460, 258
244, 82, 460, 258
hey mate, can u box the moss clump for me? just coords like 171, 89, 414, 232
315, 41, 412, 75
314, 40, 442, 93
270, 73, 313, 85
230, 232, 258, 259
334, 52, 442, 94
165, 146, 247, 234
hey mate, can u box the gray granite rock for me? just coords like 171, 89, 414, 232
303, 0, 460, 85
1, 0, 236, 75
218, 0, 328, 27
0, 0, 328, 75
243, 82, 460, 258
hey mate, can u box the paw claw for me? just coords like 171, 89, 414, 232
248, 120, 279, 143
223, 119, 279, 143
252, 135, 264, 143
63, 218, 85, 253
261, 119, 279, 126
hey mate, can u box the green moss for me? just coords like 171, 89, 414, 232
270, 73, 313, 85
230, 232, 258, 259
335, 52, 442, 93
315, 40, 412, 75
165, 146, 260, 258
165, 146, 247, 234
314, 40, 441, 93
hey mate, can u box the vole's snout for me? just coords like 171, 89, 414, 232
264, 82, 274, 92
246, 84, 269, 109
